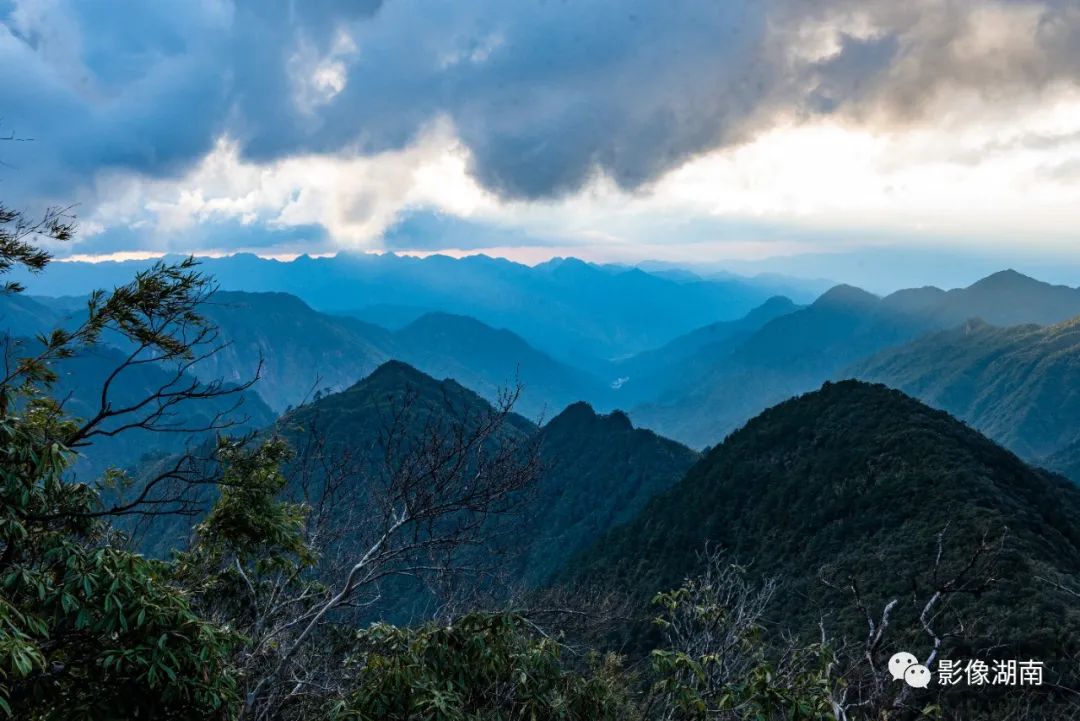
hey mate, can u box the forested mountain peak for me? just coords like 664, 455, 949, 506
545, 401, 633, 433
331, 359, 500, 415
573, 380, 1080, 688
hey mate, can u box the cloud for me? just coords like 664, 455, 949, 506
3, 0, 1080, 206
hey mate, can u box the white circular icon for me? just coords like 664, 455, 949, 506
904, 664, 932, 689
889, 651, 919, 681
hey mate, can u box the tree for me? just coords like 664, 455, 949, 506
0, 198, 564, 719
327, 612, 634, 721
646, 551, 835, 721
0, 205, 245, 718
218, 388, 543, 718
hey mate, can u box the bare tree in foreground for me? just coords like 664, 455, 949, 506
818, 525, 1006, 720
175, 383, 542, 720
644, 527, 1020, 721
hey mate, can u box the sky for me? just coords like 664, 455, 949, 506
2, 0, 1080, 282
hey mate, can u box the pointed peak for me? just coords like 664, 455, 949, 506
812, 284, 879, 309
968, 269, 1042, 292
362, 360, 433, 386
747, 295, 797, 319
760, 295, 797, 310
550, 401, 598, 423
606, 409, 634, 431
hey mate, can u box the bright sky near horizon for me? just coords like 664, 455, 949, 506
3, 0, 1080, 271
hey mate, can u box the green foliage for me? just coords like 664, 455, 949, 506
571, 381, 1080, 715
196, 437, 311, 567
648, 576, 836, 721
0, 205, 72, 294
850, 316, 1080, 461
328, 612, 635, 721
0, 214, 241, 718
0, 378, 239, 718
519, 402, 699, 586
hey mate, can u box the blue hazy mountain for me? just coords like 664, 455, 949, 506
632, 271, 1080, 448
7, 252, 812, 367
193, 291, 396, 411
3, 289, 607, 421
609, 295, 800, 405
14, 265, 1080, 459
191, 292, 606, 420
0, 293, 274, 477
392, 312, 607, 421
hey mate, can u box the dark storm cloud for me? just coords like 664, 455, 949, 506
2, 0, 1080, 208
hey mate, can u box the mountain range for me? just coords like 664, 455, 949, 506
1, 289, 606, 423
273, 361, 698, 593
10, 262, 1080, 487
8, 253, 820, 368
850, 316, 1080, 463
196, 293, 607, 419
629, 270, 1080, 448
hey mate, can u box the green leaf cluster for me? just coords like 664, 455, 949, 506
329, 613, 635, 721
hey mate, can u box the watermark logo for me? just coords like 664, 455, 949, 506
890, 652, 1044, 689
904, 664, 932, 688
888, 652, 919, 682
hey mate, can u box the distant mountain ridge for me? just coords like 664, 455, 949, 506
198, 294, 606, 419
630, 270, 1080, 448
2, 289, 607, 421
849, 315, 1080, 461
11, 267, 1080, 462
610, 295, 800, 404
10, 252, 816, 366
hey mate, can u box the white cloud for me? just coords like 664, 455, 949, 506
73, 79, 1080, 263
82, 118, 495, 252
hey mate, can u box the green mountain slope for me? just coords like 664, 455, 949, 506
572, 382, 1080, 680
632, 271, 1080, 449
278, 362, 695, 593
142, 361, 696, 603
849, 317, 1080, 461
278, 359, 537, 455
519, 402, 699, 585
